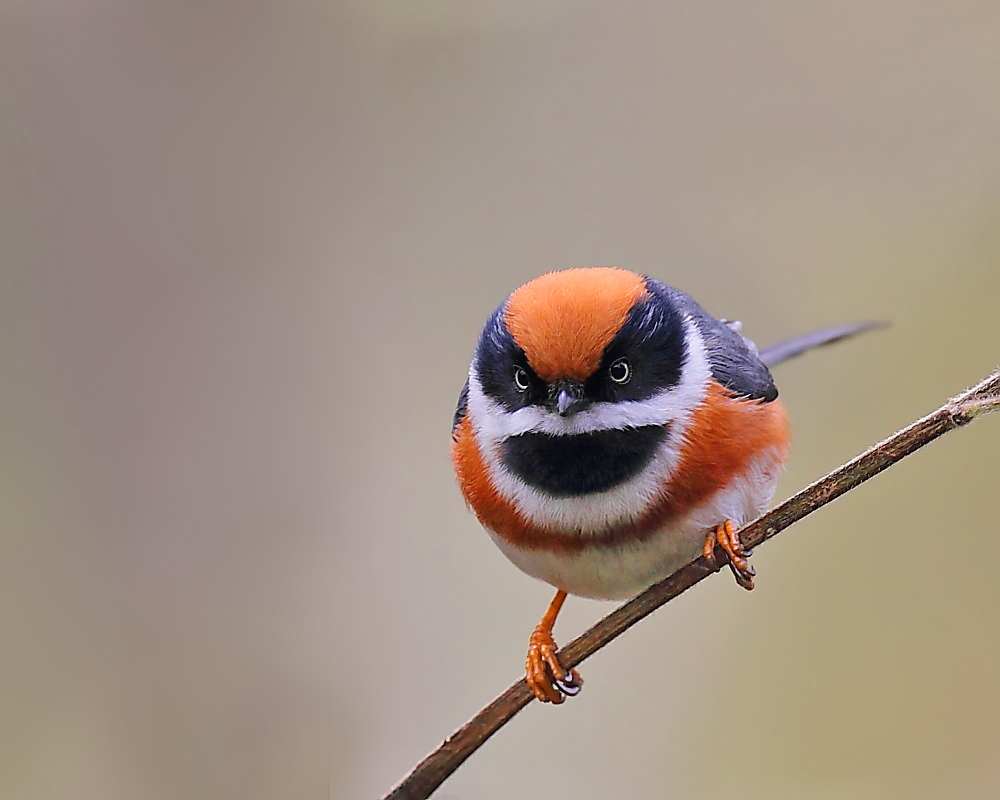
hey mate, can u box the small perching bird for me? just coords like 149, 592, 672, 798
451, 267, 879, 704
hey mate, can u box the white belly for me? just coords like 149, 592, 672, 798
489, 449, 784, 600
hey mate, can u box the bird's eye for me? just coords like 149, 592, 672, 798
513, 366, 530, 392
608, 358, 631, 385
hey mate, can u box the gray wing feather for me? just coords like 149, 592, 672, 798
650, 281, 779, 402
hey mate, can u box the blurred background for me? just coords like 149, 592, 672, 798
1, 2, 999, 798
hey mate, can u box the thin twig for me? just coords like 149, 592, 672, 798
382, 369, 1000, 800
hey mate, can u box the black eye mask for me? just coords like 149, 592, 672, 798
585, 292, 687, 404
475, 290, 690, 416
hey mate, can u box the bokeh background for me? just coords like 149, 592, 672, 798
2, 2, 999, 798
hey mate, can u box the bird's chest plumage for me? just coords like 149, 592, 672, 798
500, 425, 668, 497
452, 384, 790, 599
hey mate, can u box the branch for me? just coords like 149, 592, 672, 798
382, 369, 1000, 800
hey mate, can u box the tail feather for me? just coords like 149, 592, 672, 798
759, 321, 887, 368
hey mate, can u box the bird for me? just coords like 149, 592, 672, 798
451, 267, 880, 704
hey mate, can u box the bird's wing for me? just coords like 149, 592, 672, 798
647, 279, 779, 402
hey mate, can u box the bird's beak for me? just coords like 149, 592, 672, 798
553, 380, 590, 417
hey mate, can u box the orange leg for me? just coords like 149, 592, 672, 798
703, 519, 756, 590
525, 590, 583, 704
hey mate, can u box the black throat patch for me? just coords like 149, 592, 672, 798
501, 425, 668, 497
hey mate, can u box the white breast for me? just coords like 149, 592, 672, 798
488, 447, 786, 600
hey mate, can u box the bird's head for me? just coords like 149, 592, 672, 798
465, 268, 711, 497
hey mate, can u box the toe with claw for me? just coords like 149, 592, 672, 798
703, 519, 756, 590
526, 626, 582, 704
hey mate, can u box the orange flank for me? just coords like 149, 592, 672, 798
451, 414, 536, 542
668, 382, 790, 519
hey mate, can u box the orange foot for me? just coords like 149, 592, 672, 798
703, 519, 756, 590
525, 590, 583, 704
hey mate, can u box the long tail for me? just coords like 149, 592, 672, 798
759, 321, 887, 368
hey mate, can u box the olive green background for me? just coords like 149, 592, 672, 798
2, 3, 999, 798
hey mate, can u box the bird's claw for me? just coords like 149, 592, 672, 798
703, 519, 756, 590
526, 626, 583, 704
555, 673, 582, 696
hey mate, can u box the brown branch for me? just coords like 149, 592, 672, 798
382, 369, 1000, 800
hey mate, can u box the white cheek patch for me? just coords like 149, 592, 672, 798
468, 386, 694, 439
466, 316, 713, 532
